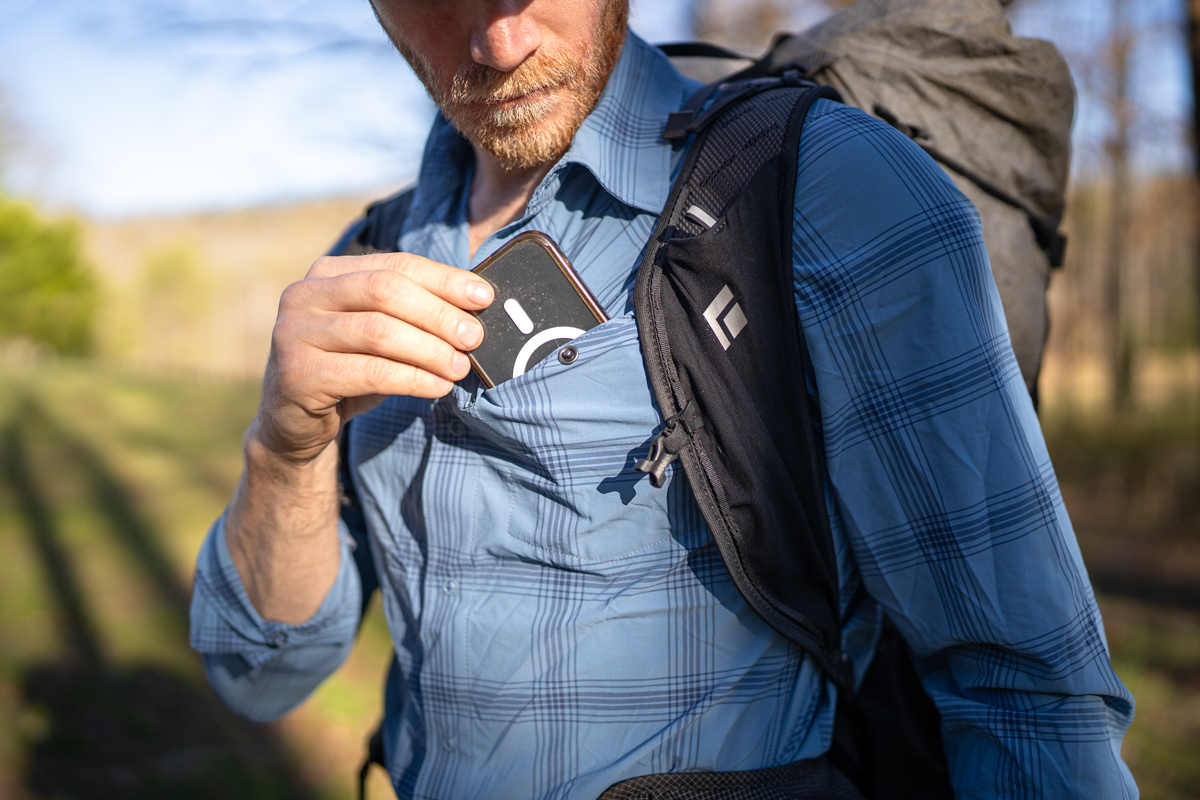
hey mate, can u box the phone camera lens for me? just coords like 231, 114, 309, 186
558, 345, 578, 365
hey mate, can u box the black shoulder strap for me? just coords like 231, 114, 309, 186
638, 77, 955, 798
330, 187, 417, 257
657, 41, 750, 61
634, 80, 851, 686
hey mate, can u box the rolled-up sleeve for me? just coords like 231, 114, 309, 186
189, 511, 362, 722
792, 101, 1137, 798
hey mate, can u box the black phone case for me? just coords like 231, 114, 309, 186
468, 232, 607, 388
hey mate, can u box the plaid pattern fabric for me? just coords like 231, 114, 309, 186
793, 102, 1135, 797
190, 31, 1136, 800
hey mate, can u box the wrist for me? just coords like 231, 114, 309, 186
245, 417, 337, 473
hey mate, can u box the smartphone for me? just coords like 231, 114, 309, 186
467, 231, 608, 388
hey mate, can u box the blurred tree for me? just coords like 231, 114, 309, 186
692, 0, 790, 50
0, 94, 11, 190
1187, 0, 1200, 363
0, 88, 22, 193
1104, 0, 1135, 411
0, 198, 97, 356
137, 240, 214, 372
689, 0, 836, 52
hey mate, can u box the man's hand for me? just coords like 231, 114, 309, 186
226, 252, 493, 625
258, 252, 494, 462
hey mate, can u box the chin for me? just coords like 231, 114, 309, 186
466, 104, 582, 170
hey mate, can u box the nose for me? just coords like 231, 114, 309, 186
470, 3, 541, 72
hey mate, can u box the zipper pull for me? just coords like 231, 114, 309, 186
635, 400, 703, 488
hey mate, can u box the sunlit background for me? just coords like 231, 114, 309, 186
0, 0, 1197, 798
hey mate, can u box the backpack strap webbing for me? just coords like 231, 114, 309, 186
330, 187, 416, 257
634, 80, 852, 686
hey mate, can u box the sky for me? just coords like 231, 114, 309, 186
0, 0, 1192, 219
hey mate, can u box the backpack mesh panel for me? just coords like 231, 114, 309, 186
676, 89, 798, 238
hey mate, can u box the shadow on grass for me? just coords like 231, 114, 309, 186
0, 401, 320, 800
1089, 569, 1200, 612
45, 403, 193, 621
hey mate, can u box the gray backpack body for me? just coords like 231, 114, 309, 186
669, 0, 1076, 397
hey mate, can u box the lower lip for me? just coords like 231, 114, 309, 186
490, 87, 553, 108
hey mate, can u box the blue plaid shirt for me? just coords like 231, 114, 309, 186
191, 32, 1137, 800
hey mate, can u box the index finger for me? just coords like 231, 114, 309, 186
307, 252, 494, 310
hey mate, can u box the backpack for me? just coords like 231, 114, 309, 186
664, 0, 1075, 401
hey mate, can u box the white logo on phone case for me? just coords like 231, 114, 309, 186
512, 326, 587, 377
503, 298, 535, 334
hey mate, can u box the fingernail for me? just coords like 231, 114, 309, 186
452, 351, 470, 375
466, 280, 493, 306
457, 319, 484, 349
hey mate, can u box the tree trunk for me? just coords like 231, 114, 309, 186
1105, 0, 1134, 412
1187, 0, 1200, 392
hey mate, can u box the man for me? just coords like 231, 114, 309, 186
189, 1, 1137, 797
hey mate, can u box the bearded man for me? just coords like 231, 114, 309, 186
189, 1, 1136, 798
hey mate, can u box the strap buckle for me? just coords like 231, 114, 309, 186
635, 400, 704, 488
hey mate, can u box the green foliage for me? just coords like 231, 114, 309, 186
1104, 600, 1200, 800
1044, 414, 1200, 799
140, 241, 212, 322
0, 197, 97, 355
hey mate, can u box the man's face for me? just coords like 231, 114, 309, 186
371, 0, 628, 171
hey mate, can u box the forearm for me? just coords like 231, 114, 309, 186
226, 419, 342, 625
190, 511, 363, 721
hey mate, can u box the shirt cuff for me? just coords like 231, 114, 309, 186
189, 511, 362, 669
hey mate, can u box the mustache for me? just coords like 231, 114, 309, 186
449, 51, 581, 106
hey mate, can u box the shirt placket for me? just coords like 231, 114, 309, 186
411, 373, 478, 791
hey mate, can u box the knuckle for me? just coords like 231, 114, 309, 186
278, 280, 306, 312
270, 313, 303, 352
363, 270, 398, 305
364, 355, 399, 388
357, 313, 393, 351
432, 303, 460, 335
269, 326, 291, 357
419, 369, 452, 397
441, 269, 463, 299
307, 256, 334, 278
424, 337, 454, 370
388, 252, 418, 276
400, 363, 435, 395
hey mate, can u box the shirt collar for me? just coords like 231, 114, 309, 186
557, 31, 695, 214
409, 31, 695, 225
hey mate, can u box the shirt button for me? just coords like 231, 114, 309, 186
443, 579, 459, 595
269, 631, 288, 648
442, 735, 458, 753
449, 419, 466, 437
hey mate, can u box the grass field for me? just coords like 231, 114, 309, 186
0, 361, 1196, 799
0, 361, 396, 800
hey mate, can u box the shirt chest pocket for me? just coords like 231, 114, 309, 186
448, 315, 706, 564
